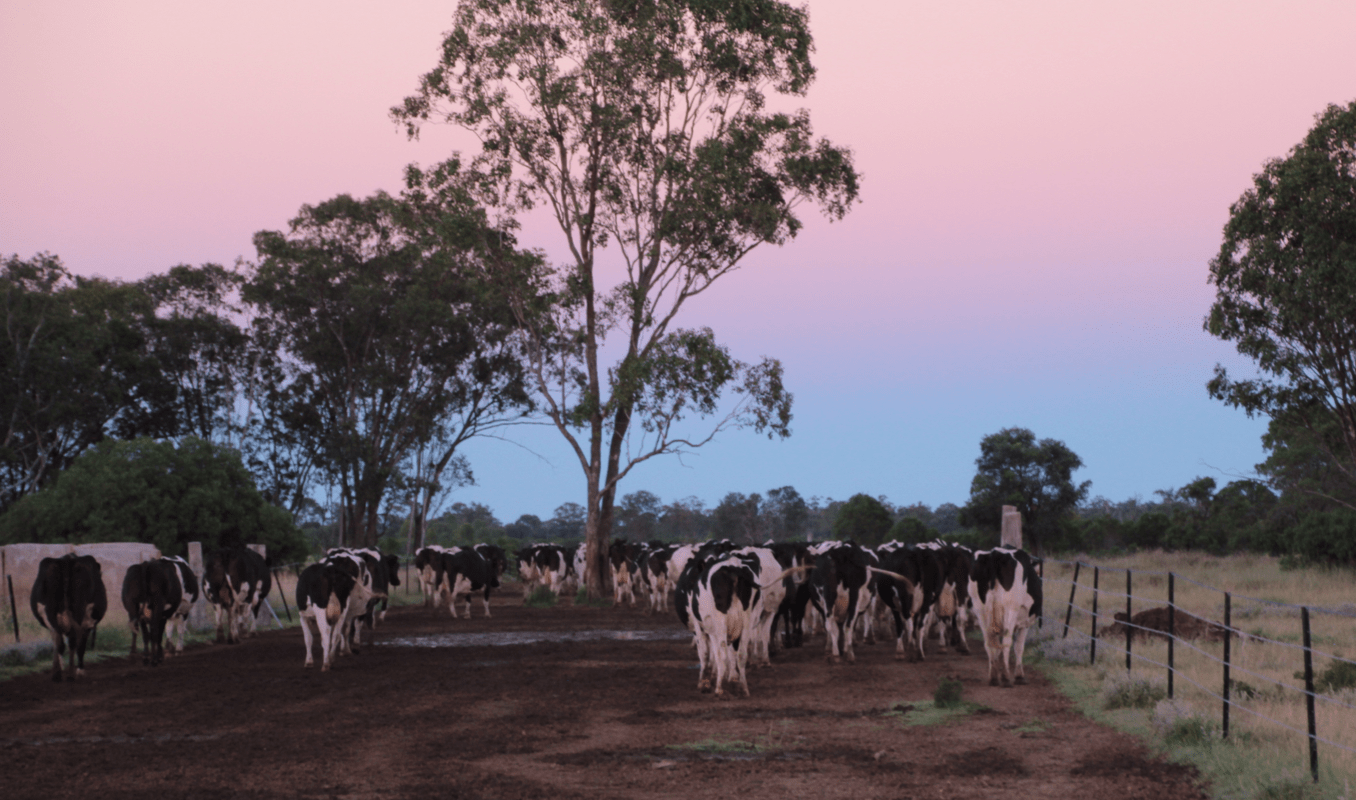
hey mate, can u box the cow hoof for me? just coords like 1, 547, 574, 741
989, 677, 999, 687
1014, 675, 1027, 686
698, 678, 713, 693
893, 653, 907, 662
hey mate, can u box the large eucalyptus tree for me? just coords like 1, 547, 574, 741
394, 0, 860, 597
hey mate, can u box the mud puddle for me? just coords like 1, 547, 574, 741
381, 629, 691, 648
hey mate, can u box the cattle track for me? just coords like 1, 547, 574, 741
1, 592, 1209, 800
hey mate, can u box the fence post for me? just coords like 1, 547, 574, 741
1126, 569, 1132, 672
7, 575, 18, 643
1302, 607, 1318, 784
1223, 591, 1231, 740
1168, 572, 1175, 699
1090, 566, 1099, 665
1063, 562, 1081, 639
274, 570, 292, 623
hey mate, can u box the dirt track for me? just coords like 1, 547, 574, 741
0, 590, 1208, 800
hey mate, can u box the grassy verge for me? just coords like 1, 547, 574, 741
1031, 551, 1356, 799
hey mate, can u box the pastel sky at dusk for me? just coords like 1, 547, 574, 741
3, 1, 1354, 523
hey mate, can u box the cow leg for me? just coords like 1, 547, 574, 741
482, 587, 492, 618
49, 627, 66, 682
694, 629, 713, 693
1011, 623, 1030, 685
951, 615, 972, 654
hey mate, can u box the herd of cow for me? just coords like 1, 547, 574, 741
25, 537, 1041, 697
516, 538, 1044, 697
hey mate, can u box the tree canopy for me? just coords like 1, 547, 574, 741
832, 493, 893, 547
393, 0, 859, 596
960, 427, 1090, 554
244, 187, 532, 549
1207, 100, 1356, 510
0, 437, 305, 562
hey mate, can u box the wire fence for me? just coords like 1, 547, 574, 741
1041, 556, 1356, 784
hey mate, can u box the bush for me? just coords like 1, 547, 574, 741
0, 437, 307, 562
1152, 699, 1218, 745
525, 586, 558, 608
1102, 671, 1167, 710
1292, 658, 1356, 694
934, 676, 964, 708
1286, 510, 1356, 566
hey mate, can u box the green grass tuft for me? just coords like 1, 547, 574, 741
933, 675, 964, 708
524, 586, 558, 608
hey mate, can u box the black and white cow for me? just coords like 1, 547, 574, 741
969, 547, 1043, 687
642, 543, 680, 613
121, 559, 182, 666
161, 556, 200, 656
872, 542, 941, 662
203, 546, 272, 644
30, 554, 108, 681
415, 545, 453, 606
679, 553, 762, 697
295, 561, 359, 671
319, 550, 381, 656
326, 548, 399, 644
917, 540, 977, 655
434, 546, 500, 617
807, 541, 877, 665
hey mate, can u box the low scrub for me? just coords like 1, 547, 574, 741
525, 587, 558, 608
1101, 671, 1167, 710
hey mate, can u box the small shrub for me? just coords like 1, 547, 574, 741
934, 676, 964, 708
1315, 659, 1356, 694
572, 588, 613, 608
1255, 770, 1325, 800
1229, 679, 1258, 700
524, 586, 558, 608
1039, 634, 1093, 664
1102, 671, 1168, 710
0, 641, 54, 667
1152, 699, 1218, 745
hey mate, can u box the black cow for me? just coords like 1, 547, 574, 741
295, 561, 359, 671
30, 554, 108, 681
917, 541, 977, 655
873, 542, 942, 661
766, 542, 812, 649
122, 559, 183, 666
203, 546, 272, 644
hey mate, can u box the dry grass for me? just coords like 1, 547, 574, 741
1041, 551, 1356, 791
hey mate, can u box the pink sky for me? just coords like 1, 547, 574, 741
3, 1, 1354, 518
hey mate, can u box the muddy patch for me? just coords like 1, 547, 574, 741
383, 628, 691, 648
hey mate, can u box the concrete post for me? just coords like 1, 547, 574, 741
1001, 505, 1023, 549
187, 542, 209, 630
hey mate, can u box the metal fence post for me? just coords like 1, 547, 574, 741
1090, 566, 1099, 665
1063, 562, 1081, 639
1302, 607, 1318, 783
1125, 569, 1132, 672
1168, 572, 1175, 699
1223, 591, 1231, 740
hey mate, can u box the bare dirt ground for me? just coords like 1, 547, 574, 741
0, 588, 1209, 800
